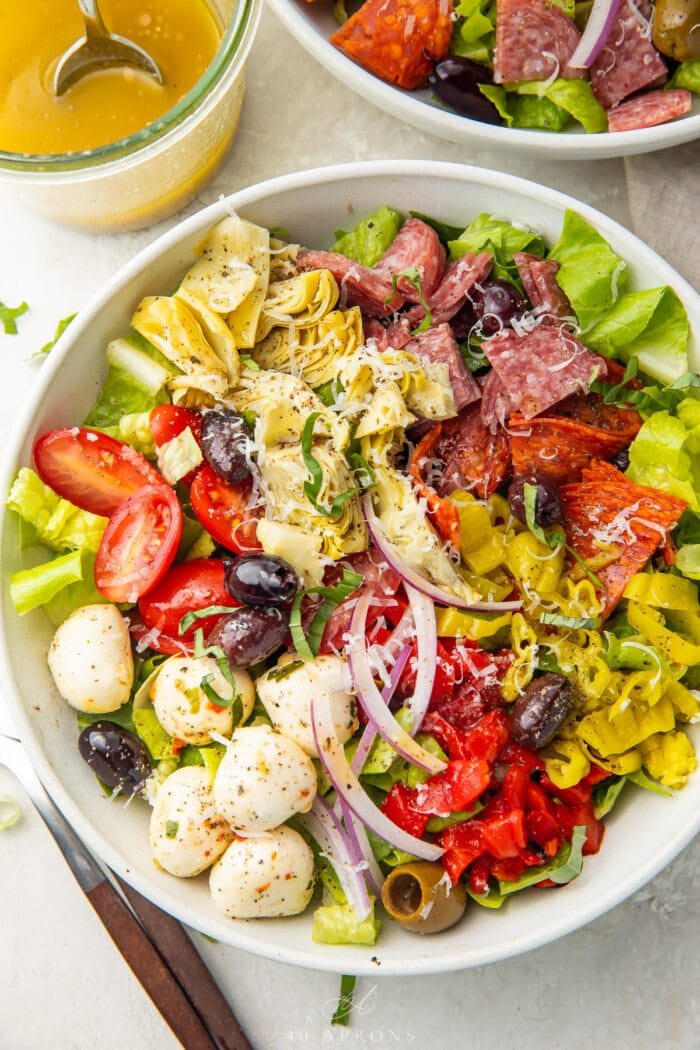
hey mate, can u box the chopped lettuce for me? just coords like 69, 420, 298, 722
332, 206, 403, 267
448, 213, 545, 284
583, 287, 690, 384
669, 60, 700, 95
132, 708, 174, 762
675, 545, 700, 580
312, 900, 380, 945
481, 87, 569, 131
43, 553, 108, 626
627, 399, 700, 512
498, 824, 587, 894
547, 210, 626, 331
36, 313, 76, 357
85, 366, 168, 430
504, 79, 607, 134
99, 410, 157, 459
10, 548, 87, 616
6, 468, 108, 553
450, 0, 497, 66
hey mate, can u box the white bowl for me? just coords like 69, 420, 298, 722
266, 0, 700, 160
1, 160, 699, 976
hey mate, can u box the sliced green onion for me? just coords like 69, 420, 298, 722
332, 974, 357, 1027
301, 412, 359, 518
290, 569, 363, 660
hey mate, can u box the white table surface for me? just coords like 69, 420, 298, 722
1, 9, 699, 1049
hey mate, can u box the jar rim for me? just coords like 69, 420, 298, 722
0, 0, 259, 173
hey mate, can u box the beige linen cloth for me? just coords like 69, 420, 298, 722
625, 141, 700, 291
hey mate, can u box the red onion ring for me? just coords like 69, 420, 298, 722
297, 796, 372, 920
569, 0, 623, 69
340, 799, 385, 898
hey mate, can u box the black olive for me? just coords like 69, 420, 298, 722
78, 720, 152, 793
200, 409, 252, 483
224, 555, 299, 607
508, 473, 564, 528
510, 674, 574, 750
428, 57, 503, 125
207, 606, 289, 667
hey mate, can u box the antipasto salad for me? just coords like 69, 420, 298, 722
8, 203, 700, 945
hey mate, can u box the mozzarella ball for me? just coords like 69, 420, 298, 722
256, 653, 358, 758
213, 724, 317, 832
210, 825, 315, 918
151, 656, 254, 745
48, 603, 133, 714
150, 766, 232, 878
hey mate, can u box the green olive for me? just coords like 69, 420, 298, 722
652, 0, 700, 60
380, 861, 467, 934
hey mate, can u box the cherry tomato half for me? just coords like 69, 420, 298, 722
150, 405, 203, 448
34, 427, 161, 518
189, 465, 263, 554
94, 484, 183, 603
138, 558, 240, 647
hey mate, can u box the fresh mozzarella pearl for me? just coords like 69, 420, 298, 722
209, 825, 315, 918
47, 603, 133, 714
150, 766, 232, 878
151, 656, 254, 745
213, 724, 316, 832
256, 653, 358, 758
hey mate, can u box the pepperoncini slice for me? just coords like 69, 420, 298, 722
542, 738, 591, 789
505, 532, 564, 596
639, 731, 698, 789
577, 695, 675, 757
435, 606, 513, 641
623, 572, 700, 611
627, 602, 700, 665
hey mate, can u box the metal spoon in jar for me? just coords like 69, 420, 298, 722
53, 0, 163, 97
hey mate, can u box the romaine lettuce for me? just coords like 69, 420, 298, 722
450, 0, 497, 66
547, 210, 626, 330
669, 60, 700, 95
10, 549, 86, 616
506, 79, 607, 133
627, 401, 700, 511
332, 206, 402, 267
312, 901, 380, 945
448, 213, 546, 283
6, 468, 108, 553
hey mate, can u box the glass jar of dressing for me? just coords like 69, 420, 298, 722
0, 0, 261, 231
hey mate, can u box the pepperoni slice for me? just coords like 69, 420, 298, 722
405, 323, 481, 412
408, 424, 463, 550
607, 89, 692, 133
560, 461, 687, 618
493, 0, 582, 84
481, 326, 606, 420
434, 403, 511, 500
330, 0, 454, 91
590, 0, 668, 109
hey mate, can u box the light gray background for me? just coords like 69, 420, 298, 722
1, 9, 699, 1049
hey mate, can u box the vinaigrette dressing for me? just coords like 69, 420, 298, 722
0, 0, 221, 154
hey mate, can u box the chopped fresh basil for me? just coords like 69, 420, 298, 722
539, 612, 602, 630
290, 569, 362, 659
36, 313, 76, 356
200, 672, 244, 725
267, 659, 304, 682
389, 267, 432, 335
332, 974, 357, 1027
0, 299, 28, 335
301, 412, 360, 518
165, 820, 179, 838
178, 605, 238, 634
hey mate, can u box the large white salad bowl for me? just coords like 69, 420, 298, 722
1, 160, 699, 976
267, 0, 700, 160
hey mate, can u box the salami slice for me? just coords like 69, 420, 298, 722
330, 0, 453, 91
607, 89, 692, 132
363, 316, 413, 351
589, 0, 668, 109
513, 252, 573, 322
433, 403, 511, 500
374, 218, 446, 301
481, 326, 607, 420
296, 249, 402, 317
406, 251, 493, 328
479, 368, 516, 434
405, 323, 481, 412
560, 461, 687, 618
493, 0, 582, 84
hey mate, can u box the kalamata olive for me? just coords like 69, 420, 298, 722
510, 674, 574, 750
381, 861, 467, 934
78, 720, 152, 793
224, 554, 299, 607
200, 409, 252, 483
611, 448, 630, 473
207, 606, 289, 667
428, 57, 503, 125
508, 473, 564, 528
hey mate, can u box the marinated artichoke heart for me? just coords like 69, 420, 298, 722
252, 306, 363, 389
338, 345, 455, 423
229, 370, 366, 583
179, 215, 271, 350
131, 295, 236, 408
255, 270, 339, 342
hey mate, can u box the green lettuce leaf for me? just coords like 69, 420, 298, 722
592, 776, 627, 819
85, 367, 167, 430
332, 206, 403, 266
498, 824, 587, 894
6, 468, 108, 553
43, 552, 108, 626
547, 210, 626, 330
583, 287, 690, 384
312, 901, 380, 945
626, 402, 700, 511
448, 213, 546, 283
675, 544, 700, 580
669, 60, 700, 94
450, 0, 497, 66
506, 79, 607, 133
10, 549, 86, 616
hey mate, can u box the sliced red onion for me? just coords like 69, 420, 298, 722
348, 592, 446, 774
297, 796, 372, 921
311, 694, 444, 862
363, 493, 521, 613
568, 0, 623, 68
349, 644, 412, 778
403, 585, 436, 735
340, 799, 385, 898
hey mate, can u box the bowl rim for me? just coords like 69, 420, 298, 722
266, 0, 700, 160
0, 0, 261, 174
1, 159, 699, 976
